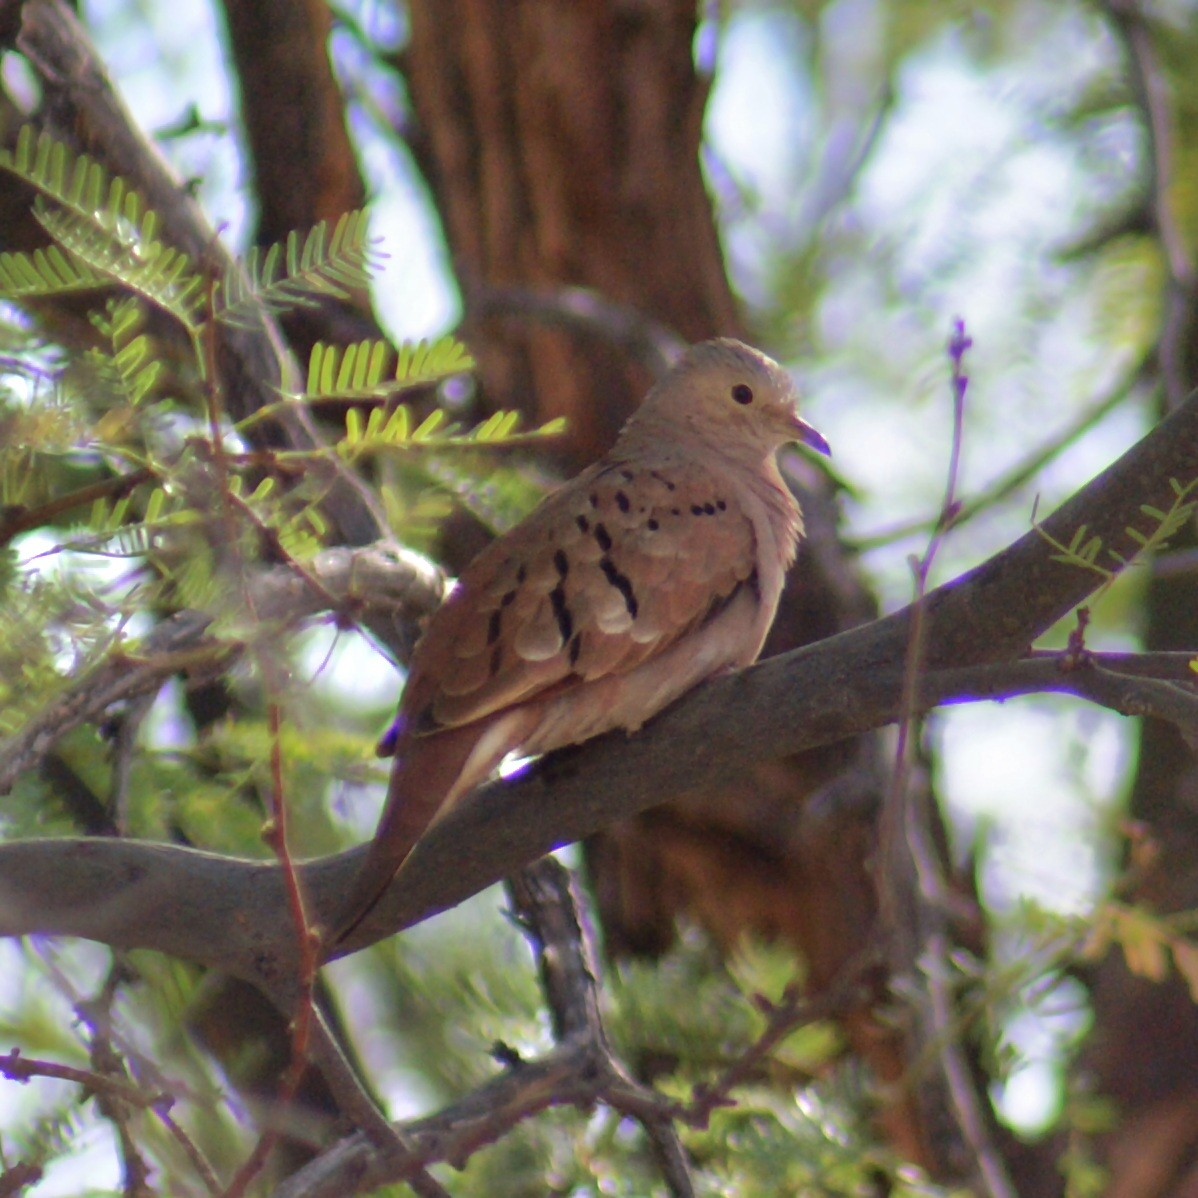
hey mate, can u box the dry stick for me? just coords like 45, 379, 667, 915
882, 320, 1020, 1198
77, 964, 156, 1198
507, 859, 696, 1198
23, 944, 224, 1191
0, 1048, 161, 1110
0, 467, 156, 547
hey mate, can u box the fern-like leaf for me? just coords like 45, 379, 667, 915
338, 404, 565, 459
0, 128, 204, 328
217, 211, 380, 328
35, 203, 204, 330
86, 299, 165, 410
303, 336, 474, 403
0, 245, 107, 298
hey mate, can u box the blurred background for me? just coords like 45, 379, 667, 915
2, 0, 1197, 1194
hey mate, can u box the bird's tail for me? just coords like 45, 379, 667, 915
332, 711, 533, 948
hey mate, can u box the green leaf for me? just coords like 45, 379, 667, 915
302, 335, 475, 404
0, 245, 108, 298
0, 128, 204, 329
217, 211, 381, 327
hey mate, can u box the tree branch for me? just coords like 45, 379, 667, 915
2, 379, 1198, 992
0, 541, 447, 796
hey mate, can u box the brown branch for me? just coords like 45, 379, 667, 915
507, 859, 695, 1198
3, 378, 1198, 985
77, 965, 156, 1198
0, 1047, 161, 1110
10, 0, 385, 546
0, 540, 447, 795
0, 467, 155, 547
276, 859, 694, 1198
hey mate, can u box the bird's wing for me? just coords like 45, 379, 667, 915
401, 455, 762, 734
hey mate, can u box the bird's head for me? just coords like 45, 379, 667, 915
632, 338, 830, 461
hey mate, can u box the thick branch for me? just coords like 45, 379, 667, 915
2, 384, 1198, 988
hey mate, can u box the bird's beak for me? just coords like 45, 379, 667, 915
790, 413, 831, 457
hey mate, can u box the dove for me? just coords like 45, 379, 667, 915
334, 338, 829, 943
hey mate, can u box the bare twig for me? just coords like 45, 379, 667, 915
221, 703, 321, 1198
0, 468, 156, 548
853, 351, 1154, 551
879, 321, 1020, 1198
883, 318, 971, 918
0, 1047, 161, 1110
76, 964, 154, 1198
0, 540, 447, 795
507, 859, 696, 1198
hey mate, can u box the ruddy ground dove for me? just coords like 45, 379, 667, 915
335, 338, 829, 941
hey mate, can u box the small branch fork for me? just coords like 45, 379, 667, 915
0, 540, 447, 797
2, 960, 223, 1197
273, 858, 873, 1198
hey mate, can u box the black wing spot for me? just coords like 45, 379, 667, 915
691, 504, 704, 516
651, 471, 677, 492
490, 644, 503, 676
620, 469, 635, 482
516, 563, 528, 584
615, 491, 631, 513
717, 499, 727, 511
704, 502, 716, 515
501, 588, 517, 607
576, 514, 590, 534
487, 609, 503, 646
589, 492, 601, 509
549, 584, 573, 645
568, 633, 582, 667
647, 518, 659, 531
600, 556, 639, 618
594, 523, 613, 552
553, 549, 569, 577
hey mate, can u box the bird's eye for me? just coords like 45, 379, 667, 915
731, 383, 754, 405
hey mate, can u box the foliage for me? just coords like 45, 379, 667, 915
4, 0, 1198, 1194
